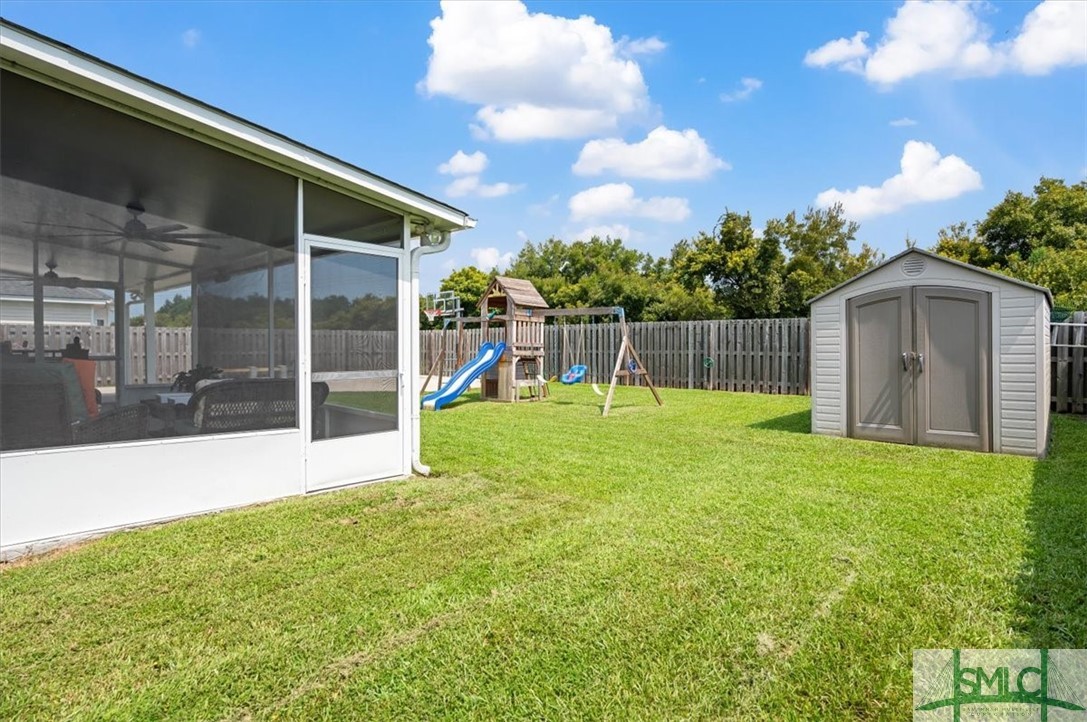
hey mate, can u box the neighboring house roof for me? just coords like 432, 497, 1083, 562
0, 279, 111, 302
0, 19, 474, 233
806, 248, 1054, 305
482, 277, 549, 309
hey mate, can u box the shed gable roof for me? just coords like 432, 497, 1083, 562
806, 248, 1053, 305
481, 276, 549, 309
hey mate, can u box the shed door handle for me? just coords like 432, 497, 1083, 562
901, 352, 910, 372
916, 352, 924, 373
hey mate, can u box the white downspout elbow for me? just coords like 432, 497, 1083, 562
410, 230, 452, 477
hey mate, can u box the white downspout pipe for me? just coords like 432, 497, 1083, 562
410, 230, 451, 476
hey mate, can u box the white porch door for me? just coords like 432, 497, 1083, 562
304, 238, 404, 491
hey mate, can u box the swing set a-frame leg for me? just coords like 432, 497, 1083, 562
602, 337, 628, 417
627, 339, 663, 407
602, 334, 663, 417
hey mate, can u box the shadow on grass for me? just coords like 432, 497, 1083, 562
747, 409, 811, 434
1015, 415, 1087, 647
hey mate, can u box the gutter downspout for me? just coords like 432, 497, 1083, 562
409, 230, 451, 476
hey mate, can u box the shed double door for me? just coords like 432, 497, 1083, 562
848, 286, 990, 451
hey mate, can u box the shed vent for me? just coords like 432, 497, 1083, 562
902, 257, 926, 276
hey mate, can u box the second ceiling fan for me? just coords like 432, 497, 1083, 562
36, 201, 222, 252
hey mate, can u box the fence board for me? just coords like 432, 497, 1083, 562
1052, 311, 1086, 414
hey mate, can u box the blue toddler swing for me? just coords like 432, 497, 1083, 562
561, 364, 587, 384
558, 320, 603, 394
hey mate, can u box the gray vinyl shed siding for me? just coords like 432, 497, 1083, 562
812, 303, 842, 434
808, 250, 1051, 457
998, 290, 1041, 455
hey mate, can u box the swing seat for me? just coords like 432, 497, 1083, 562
560, 365, 587, 384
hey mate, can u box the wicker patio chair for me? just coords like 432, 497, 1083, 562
72, 404, 150, 445
177, 378, 330, 436
0, 377, 149, 451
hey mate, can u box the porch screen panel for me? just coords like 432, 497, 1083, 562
310, 250, 399, 440
0, 69, 297, 452
303, 182, 402, 247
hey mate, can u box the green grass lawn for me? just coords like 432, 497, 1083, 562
2, 386, 1084, 720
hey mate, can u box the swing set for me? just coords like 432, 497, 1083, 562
541, 306, 662, 417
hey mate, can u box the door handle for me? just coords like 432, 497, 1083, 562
915, 352, 924, 373
901, 352, 911, 372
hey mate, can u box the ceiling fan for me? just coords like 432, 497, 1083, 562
41, 258, 86, 288
31, 202, 222, 252
0, 259, 85, 288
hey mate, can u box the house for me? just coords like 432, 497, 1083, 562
808, 248, 1051, 457
0, 279, 112, 326
0, 20, 473, 556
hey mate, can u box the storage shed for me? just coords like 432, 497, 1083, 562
808, 248, 1052, 457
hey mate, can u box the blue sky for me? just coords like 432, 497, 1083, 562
4, 1, 1085, 292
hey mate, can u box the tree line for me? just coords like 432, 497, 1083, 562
429, 176, 1085, 325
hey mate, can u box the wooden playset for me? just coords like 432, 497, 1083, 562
422, 276, 662, 416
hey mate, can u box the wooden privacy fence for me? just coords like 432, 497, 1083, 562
422, 318, 811, 395
1052, 311, 1086, 414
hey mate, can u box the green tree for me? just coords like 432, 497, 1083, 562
1003, 241, 1087, 309
931, 221, 993, 267
129, 293, 193, 327
503, 235, 708, 321
932, 178, 1087, 308
155, 294, 192, 327
975, 178, 1087, 265
673, 210, 784, 318
438, 266, 493, 317
769, 204, 882, 317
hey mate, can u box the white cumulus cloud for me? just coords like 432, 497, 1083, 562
815, 140, 982, 220
438, 150, 488, 175
445, 175, 522, 199
720, 77, 763, 102
805, 1, 1086, 87
618, 36, 667, 56
803, 31, 870, 71
1010, 0, 1087, 74
573, 126, 729, 181
421, 0, 653, 141
569, 183, 690, 223
470, 246, 514, 271
889, 117, 918, 127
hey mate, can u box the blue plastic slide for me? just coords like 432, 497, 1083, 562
421, 342, 507, 411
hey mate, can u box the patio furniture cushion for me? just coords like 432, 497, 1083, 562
62, 358, 99, 417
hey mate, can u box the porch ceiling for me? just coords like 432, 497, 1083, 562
0, 70, 401, 293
